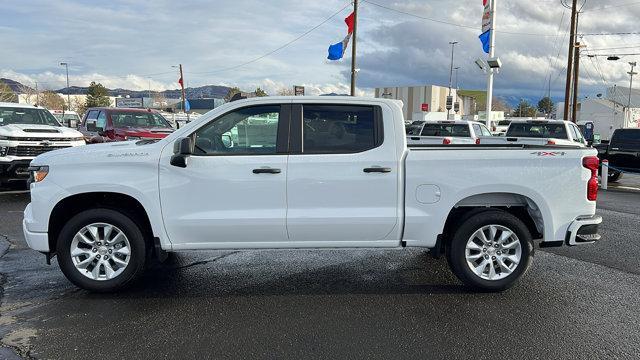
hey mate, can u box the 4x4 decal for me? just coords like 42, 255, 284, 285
530, 151, 567, 156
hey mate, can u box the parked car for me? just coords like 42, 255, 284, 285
49, 110, 82, 128
0, 102, 85, 185
78, 107, 174, 143
596, 128, 640, 182
24, 96, 601, 293
491, 119, 512, 136
481, 120, 587, 146
406, 120, 493, 145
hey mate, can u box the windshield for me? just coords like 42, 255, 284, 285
0, 107, 61, 126
54, 114, 81, 122
507, 123, 568, 138
111, 111, 171, 128
421, 124, 470, 137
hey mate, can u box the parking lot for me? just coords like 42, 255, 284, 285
0, 176, 639, 359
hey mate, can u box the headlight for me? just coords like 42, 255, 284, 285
28, 165, 49, 183
0, 135, 8, 140
0, 146, 7, 157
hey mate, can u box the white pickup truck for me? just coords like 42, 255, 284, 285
0, 102, 85, 185
23, 97, 602, 293
406, 120, 493, 145
481, 120, 587, 146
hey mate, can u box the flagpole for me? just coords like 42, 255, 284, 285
484, 0, 496, 127
350, 0, 358, 96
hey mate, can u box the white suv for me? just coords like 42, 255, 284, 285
0, 102, 85, 185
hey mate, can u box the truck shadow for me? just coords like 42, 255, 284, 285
88, 250, 480, 299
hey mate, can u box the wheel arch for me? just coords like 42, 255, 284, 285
439, 192, 546, 253
48, 192, 155, 256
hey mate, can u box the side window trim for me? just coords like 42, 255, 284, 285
188, 104, 290, 157
291, 104, 384, 155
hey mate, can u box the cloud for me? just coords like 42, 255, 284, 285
0, 0, 638, 100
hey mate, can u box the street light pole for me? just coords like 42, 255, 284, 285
447, 41, 458, 120
60, 62, 70, 125
454, 67, 460, 89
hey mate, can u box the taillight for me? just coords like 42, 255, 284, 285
547, 140, 556, 145
582, 156, 599, 201
492, 126, 496, 131
443, 138, 451, 145
475, 138, 481, 145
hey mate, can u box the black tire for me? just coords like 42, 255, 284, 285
56, 208, 147, 292
608, 171, 622, 183
447, 209, 533, 291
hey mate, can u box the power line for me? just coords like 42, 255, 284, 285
583, 1, 640, 12
540, 10, 567, 98
587, 44, 640, 51
580, 31, 640, 36
361, 0, 559, 37
186, 3, 351, 76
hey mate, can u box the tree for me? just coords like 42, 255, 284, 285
513, 100, 537, 117
537, 96, 555, 116
0, 81, 17, 103
39, 91, 65, 110
86, 81, 111, 107
276, 87, 295, 96
17, 84, 38, 104
152, 92, 168, 108
476, 96, 511, 113
71, 97, 87, 116
255, 87, 268, 97
224, 87, 241, 102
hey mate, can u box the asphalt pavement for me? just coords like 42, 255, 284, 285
1, 186, 639, 359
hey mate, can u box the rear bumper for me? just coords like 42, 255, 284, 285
0, 160, 32, 181
566, 215, 602, 246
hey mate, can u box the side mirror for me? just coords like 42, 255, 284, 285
170, 137, 192, 168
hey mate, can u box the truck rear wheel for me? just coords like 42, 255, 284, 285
56, 208, 147, 292
447, 210, 533, 291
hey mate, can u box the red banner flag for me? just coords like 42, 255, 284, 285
178, 77, 183, 87
345, 12, 355, 34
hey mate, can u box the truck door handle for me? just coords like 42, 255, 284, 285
363, 167, 392, 173
252, 168, 281, 174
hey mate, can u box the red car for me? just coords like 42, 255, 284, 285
78, 107, 174, 143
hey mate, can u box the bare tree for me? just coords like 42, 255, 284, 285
17, 84, 38, 104
153, 92, 168, 108
39, 91, 66, 110
71, 97, 87, 116
0, 81, 17, 103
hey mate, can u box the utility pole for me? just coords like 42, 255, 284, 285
60, 62, 70, 123
350, 0, 359, 96
563, 0, 578, 121
627, 62, 637, 110
571, 42, 581, 123
484, 0, 497, 127
447, 41, 458, 120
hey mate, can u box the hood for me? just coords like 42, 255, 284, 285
31, 139, 163, 166
116, 127, 174, 138
0, 124, 84, 138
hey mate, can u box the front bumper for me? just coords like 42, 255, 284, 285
566, 215, 602, 246
0, 160, 32, 181
23, 203, 50, 252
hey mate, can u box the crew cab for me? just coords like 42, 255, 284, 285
596, 128, 640, 182
0, 102, 84, 185
406, 120, 493, 145
23, 97, 601, 293
78, 107, 174, 143
481, 120, 587, 146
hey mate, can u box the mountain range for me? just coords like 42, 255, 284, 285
0, 78, 232, 100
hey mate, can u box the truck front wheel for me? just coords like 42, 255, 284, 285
56, 208, 147, 292
447, 210, 533, 291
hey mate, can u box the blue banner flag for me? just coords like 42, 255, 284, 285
184, 99, 191, 112
327, 34, 352, 61
479, 30, 491, 54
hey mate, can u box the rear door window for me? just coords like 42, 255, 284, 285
301, 105, 381, 154
507, 123, 568, 138
421, 124, 470, 137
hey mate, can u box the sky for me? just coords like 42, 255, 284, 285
1, 0, 640, 101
